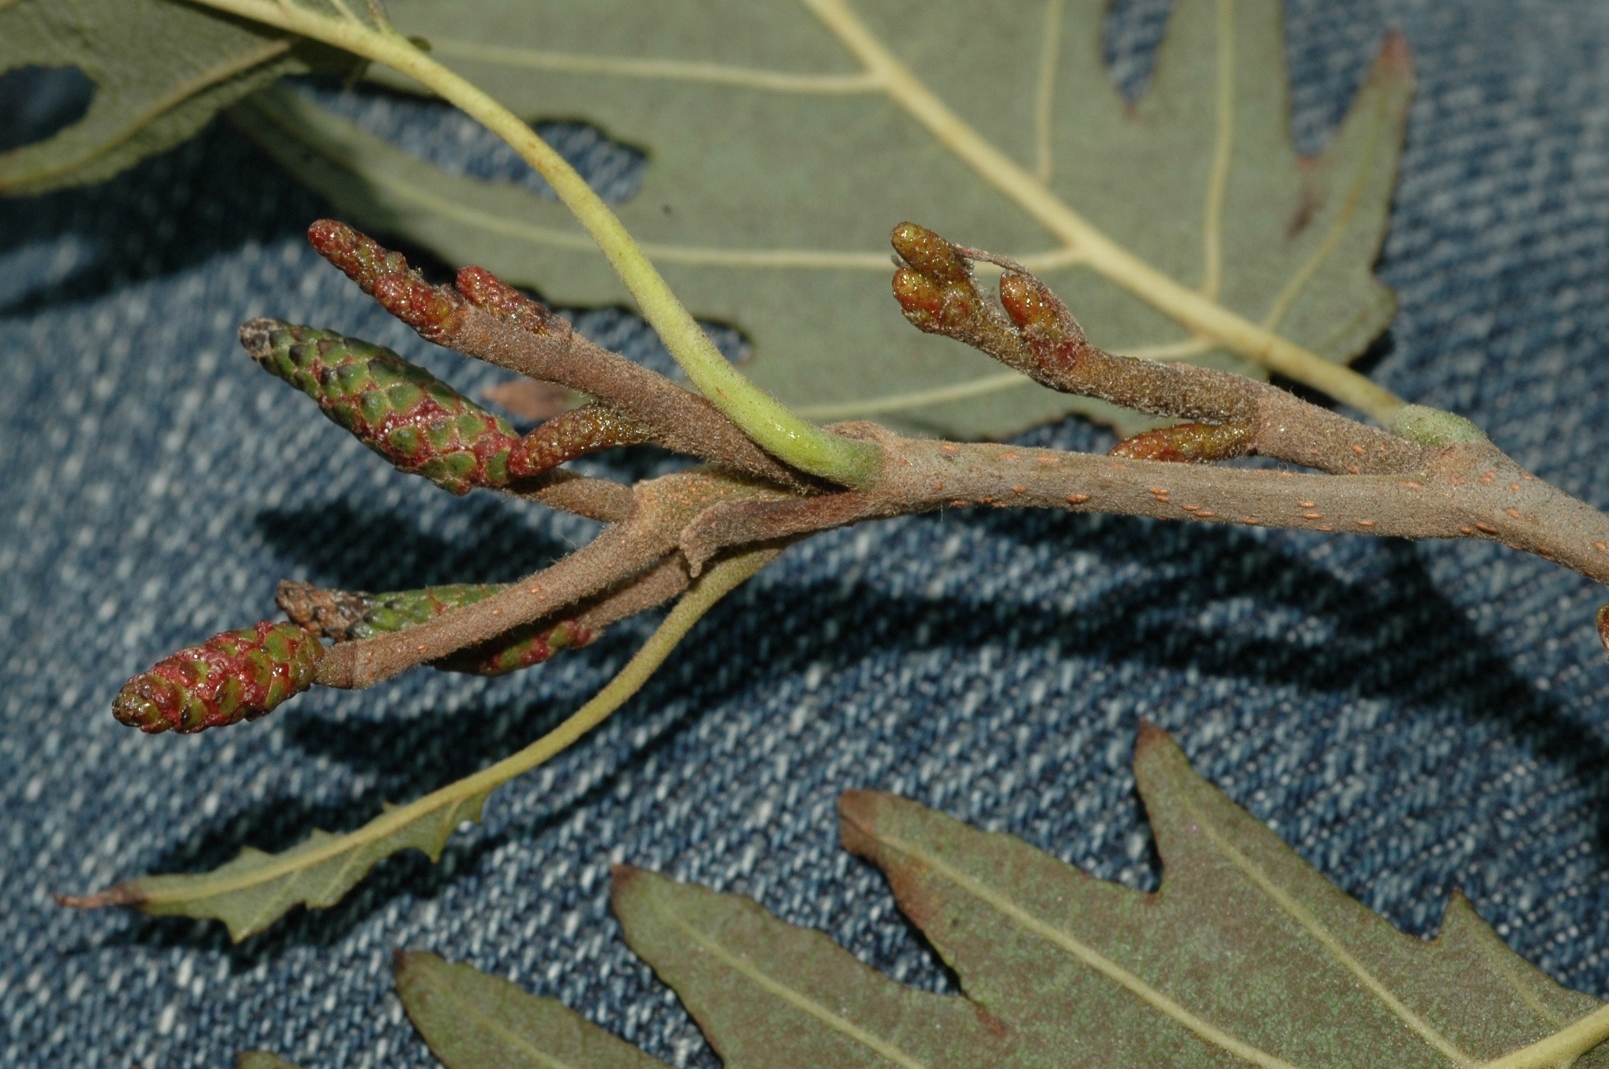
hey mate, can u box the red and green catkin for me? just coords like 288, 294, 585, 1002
343, 584, 594, 676
113, 622, 322, 734
240, 319, 520, 495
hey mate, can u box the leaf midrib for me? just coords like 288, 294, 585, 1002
1172, 791, 1475, 1065
647, 892, 938, 1069
857, 823, 1304, 1069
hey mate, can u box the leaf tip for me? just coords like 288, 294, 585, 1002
610, 863, 646, 898
393, 947, 435, 980
1379, 29, 1414, 77
835, 788, 887, 830
1133, 718, 1173, 754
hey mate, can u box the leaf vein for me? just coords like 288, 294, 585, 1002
873, 830, 1304, 1069
1175, 793, 1475, 1065
650, 900, 936, 1069
1200, 0, 1236, 301
430, 38, 882, 95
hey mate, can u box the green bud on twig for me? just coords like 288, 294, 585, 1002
344, 584, 501, 638
240, 320, 520, 495
112, 622, 322, 734
283, 582, 597, 677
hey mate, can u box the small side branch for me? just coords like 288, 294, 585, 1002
310, 222, 821, 492
315, 469, 785, 688
892, 223, 1430, 476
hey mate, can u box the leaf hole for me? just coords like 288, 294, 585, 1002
0, 65, 96, 153
295, 78, 646, 202
1103, 0, 1172, 102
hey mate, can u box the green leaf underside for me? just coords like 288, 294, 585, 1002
424, 726, 1608, 1069
0, 0, 310, 194
242, 0, 1410, 438
398, 951, 671, 1069
128, 792, 486, 942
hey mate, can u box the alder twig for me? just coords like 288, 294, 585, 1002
124, 220, 1609, 725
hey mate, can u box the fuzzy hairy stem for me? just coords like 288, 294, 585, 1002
314, 470, 782, 688
510, 470, 635, 524
680, 425, 1609, 586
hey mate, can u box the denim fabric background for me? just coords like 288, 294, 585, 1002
4, 0, 1609, 1065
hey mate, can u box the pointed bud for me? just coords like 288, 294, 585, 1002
309, 220, 467, 343
113, 622, 322, 734
888, 224, 1033, 368
890, 222, 972, 285
240, 320, 519, 495
370, 274, 466, 345
307, 219, 409, 295
441, 619, 594, 676
456, 265, 567, 336
508, 404, 654, 478
1109, 421, 1253, 463
1598, 606, 1609, 660
890, 222, 980, 337
998, 272, 1090, 372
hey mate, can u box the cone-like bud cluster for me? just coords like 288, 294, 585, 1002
344, 584, 594, 676
1110, 421, 1254, 463
113, 622, 322, 734
241, 320, 520, 495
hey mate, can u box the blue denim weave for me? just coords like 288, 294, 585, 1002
5, 0, 1609, 1065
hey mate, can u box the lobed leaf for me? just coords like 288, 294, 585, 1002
462, 725, 1609, 1068
397, 950, 671, 1069
238, 0, 1412, 437
612, 865, 1010, 1068
835, 724, 1609, 1067
0, 0, 312, 194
